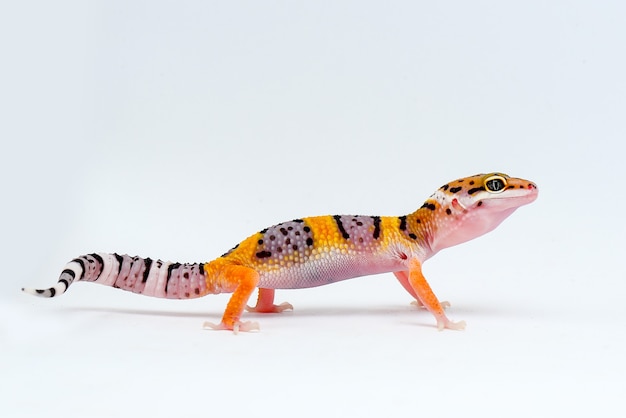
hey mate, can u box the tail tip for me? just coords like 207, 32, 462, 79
22, 287, 51, 297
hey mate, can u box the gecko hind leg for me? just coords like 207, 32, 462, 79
203, 264, 261, 334
246, 288, 293, 313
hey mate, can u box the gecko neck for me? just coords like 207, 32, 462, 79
399, 208, 438, 259
414, 201, 522, 257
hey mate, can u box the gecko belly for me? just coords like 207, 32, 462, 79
256, 251, 405, 289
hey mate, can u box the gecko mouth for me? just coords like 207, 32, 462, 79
480, 193, 538, 209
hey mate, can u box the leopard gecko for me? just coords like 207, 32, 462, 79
23, 172, 538, 333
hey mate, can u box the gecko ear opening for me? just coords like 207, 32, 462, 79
451, 198, 467, 210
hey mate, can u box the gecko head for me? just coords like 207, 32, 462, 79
446, 173, 539, 212
428, 173, 538, 252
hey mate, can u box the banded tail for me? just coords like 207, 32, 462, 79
22, 253, 213, 299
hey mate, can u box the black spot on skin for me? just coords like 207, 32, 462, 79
199, 263, 205, 276
398, 216, 407, 231
295, 231, 301, 236
285, 238, 291, 244
416, 219, 421, 224
194, 288, 200, 295
468, 187, 485, 195
446, 208, 452, 215
260, 228, 268, 234
507, 185, 515, 189
49, 288, 56, 297
280, 227, 288, 236
293, 219, 304, 223
306, 238, 313, 246
409, 233, 417, 240
288, 226, 293, 230
166, 263, 181, 292
277, 247, 283, 253
441, 184, 449, 191
426, 203, 436, 210
477, 201, 483, 207
303, 226, 311, 233
458, 179, 465, 183
372, 216, 381, 239
61, 269, 76, 281
72, 258, 86, 281
89, 254, 104, 279
469, 181, 475, 185
114, 253, 124, 275
185, 292, 190, 298
292, 245, 298, 251
256, 251, 272, 258
449, 186, 462, 193
258, 239, 264, 245
36, 289, 45, 294
270, 235, 276, 241
142, 258, 153, 283
183, 272, 189, 279
333, 215, 350, 239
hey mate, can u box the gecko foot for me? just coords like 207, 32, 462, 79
412, 300, 451, 310
245, 301, 294, 313
203, 320, 260, 334
436, 318, 466, 331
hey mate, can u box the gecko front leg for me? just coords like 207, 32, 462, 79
406, 260, 465, 331
246, 288, 294, 313
393, 271, 451, 310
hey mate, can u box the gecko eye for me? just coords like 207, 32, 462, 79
484, 175, 507, 193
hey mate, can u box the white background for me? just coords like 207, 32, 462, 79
1, 1, 625, 417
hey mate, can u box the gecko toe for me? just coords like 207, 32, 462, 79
246, 302, 293, 313
437, 319, 466, 331
203, 320, 260, 334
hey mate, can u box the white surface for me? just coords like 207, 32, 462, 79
1, 1, 625, 417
